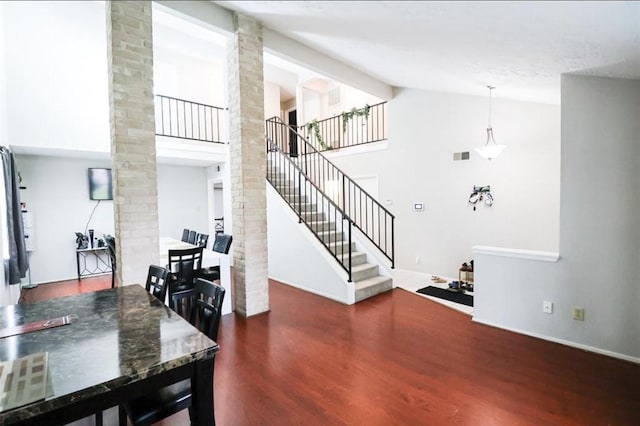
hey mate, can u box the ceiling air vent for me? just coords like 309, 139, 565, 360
453, 151, 470, 161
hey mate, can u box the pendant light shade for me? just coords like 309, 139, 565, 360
475, 86, 506, 160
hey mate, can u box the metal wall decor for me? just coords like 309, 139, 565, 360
468, 185, 493, 211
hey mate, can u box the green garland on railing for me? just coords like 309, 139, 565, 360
306, 119, 329, 150
341, 104, 371, 133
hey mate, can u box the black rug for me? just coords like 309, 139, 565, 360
416, 286, 474, 307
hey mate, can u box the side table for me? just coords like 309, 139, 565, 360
76, 247, 112, 279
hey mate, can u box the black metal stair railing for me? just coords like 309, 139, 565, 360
266, 116, 395, 269
155, 94, 227, 144
298, 101, 387, 152
266, 136, 354, 282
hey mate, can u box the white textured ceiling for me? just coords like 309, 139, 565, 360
216, 1, 640, 104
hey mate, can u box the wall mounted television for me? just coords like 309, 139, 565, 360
88, 168, 113, 201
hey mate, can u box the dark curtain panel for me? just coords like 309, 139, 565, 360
1, 147, 28, 285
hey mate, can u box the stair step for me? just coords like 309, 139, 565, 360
351, 263, 379, 282
270, 179, 295, 188
273, 186, 300, 195
337, 251, 367, 267
293, 203, 318, 213
300, 211, 325, 221
306, 220, 336, 231
326, 240, 355, 254
317, 230, 345, 244
354, 276, 393, 302
283, 193, 309, 204
267, 171, 286, 179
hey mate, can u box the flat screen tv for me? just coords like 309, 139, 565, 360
88, 168, 113, 201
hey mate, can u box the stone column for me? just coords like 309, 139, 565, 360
227, 13, 269, 316
106, 1, 159, 286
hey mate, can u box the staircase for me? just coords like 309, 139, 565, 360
266, 118, 394, 303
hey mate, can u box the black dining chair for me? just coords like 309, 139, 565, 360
104, 234, 116, 288
196, 233, 209, 248
145, 265, 169, 303
119, 278, 225, 426
181, 228, 190, 243
187, 230, 197, 245
197, 234, 232, 282
167, 246, 203, 310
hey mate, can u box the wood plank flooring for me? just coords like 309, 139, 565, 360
20, 278, 640, 425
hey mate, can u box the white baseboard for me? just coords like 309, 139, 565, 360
472, 318, 640, 365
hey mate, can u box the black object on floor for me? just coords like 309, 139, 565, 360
416, 286, 474, 307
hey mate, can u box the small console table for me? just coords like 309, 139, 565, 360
76, 247, 112, 279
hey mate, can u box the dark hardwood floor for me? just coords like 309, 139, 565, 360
21, 277, 640, 425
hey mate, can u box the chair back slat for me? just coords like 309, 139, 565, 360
212, 234, 233, 254
104, 234, 116, 288
196, 233, 209, 248
171, 278, 225, 341
187, 230, 197, 244
167, 246, 203, 309
145, 265, 169, 303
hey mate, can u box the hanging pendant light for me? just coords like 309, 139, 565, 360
474, 85, 506, 160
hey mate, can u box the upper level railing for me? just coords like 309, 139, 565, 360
298, 101, 387, 152
266, 116, 395, 268
155, 95, 227, 144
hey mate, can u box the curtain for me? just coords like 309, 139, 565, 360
1, 147, 28, 285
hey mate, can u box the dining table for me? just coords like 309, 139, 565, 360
0, 285, 218, 425
159, 237, 232, 315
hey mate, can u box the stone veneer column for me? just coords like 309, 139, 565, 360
227, 13, 269, 316
106, 1, 159, 286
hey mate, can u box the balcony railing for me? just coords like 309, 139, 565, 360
298, 101, 387, 152
155, 95, 227, 144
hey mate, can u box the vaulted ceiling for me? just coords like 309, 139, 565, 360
215, 1, 640, 104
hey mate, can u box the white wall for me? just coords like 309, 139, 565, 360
329, 88, 560, 277
16, 155, 115, 284
264, 81, 281, 120
207, 163, 232, 240
267, 185, 352, 304
154, 46, 225, 108
4, 1, 110, 153
473, 75, 640, 362
557, 75, 639, 358
0, 2, 7, 146
156, 163, 209, 240
15, 155, 209, 284
339, 83, 383, 113
3, 2, 227, 158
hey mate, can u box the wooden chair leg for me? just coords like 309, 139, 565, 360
119, 405, 128, 426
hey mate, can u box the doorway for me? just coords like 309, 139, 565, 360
209, 180, 224, 238
287, 109, 298, 157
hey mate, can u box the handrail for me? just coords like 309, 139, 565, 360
298, 101, 387, 151
155, 94, 227, 144
266, 116, 395, 268
266, 135, 354, 282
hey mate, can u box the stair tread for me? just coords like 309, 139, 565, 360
351, 263, 378, 272
317, 230, 341, 234
337, 251, 365, 257
354, 275, 392, 289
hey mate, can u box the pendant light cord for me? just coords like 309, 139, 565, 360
487, 85, 495, 128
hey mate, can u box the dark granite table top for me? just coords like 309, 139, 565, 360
0, 284, 218, 423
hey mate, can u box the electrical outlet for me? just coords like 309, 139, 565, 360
415, 256, 420, 264
572, 307, 585, 321
543, 300, 553, 314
